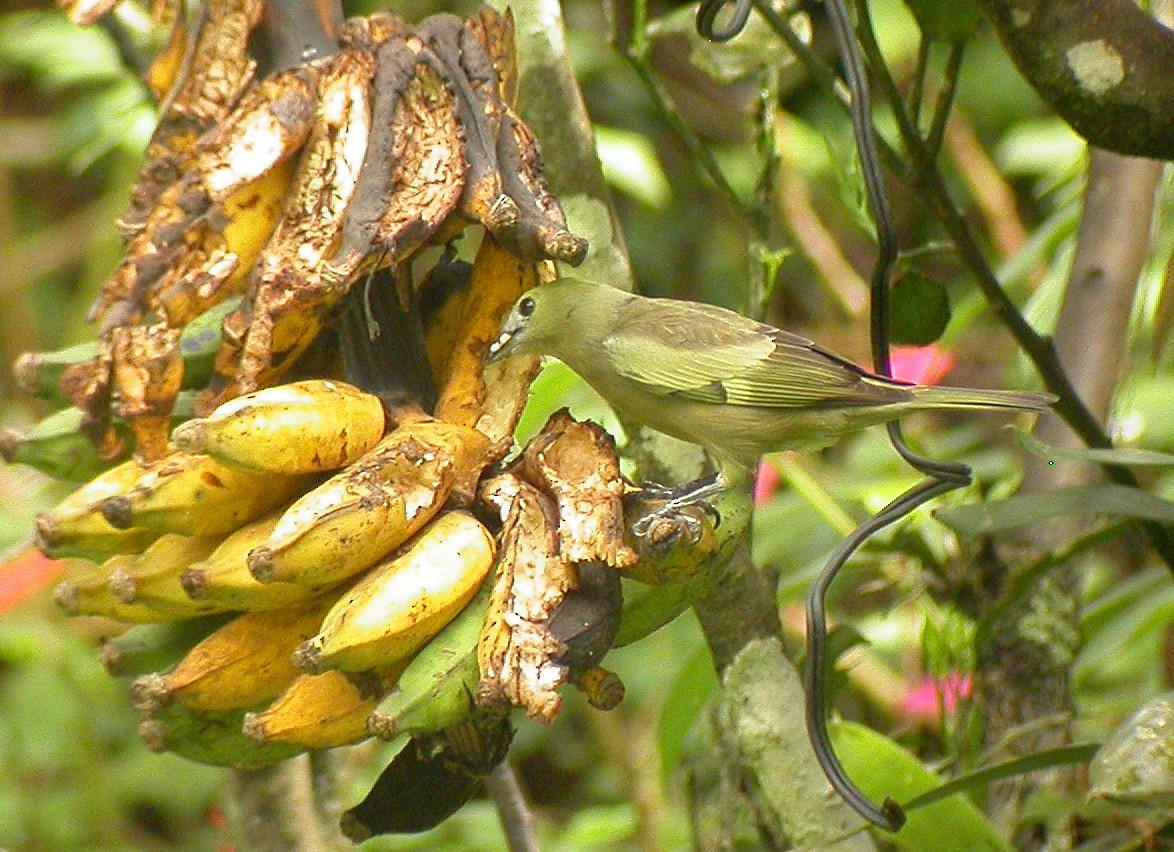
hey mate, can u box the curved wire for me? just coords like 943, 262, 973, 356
805, 476, 958, 832
823, 0, 971, 485
696, 0, 755, 42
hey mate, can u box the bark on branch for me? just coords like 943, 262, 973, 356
980, 0, 1174, 160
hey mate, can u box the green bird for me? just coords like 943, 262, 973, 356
487, 278, 1053, 477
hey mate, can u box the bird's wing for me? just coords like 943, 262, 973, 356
603, 299, 905, 408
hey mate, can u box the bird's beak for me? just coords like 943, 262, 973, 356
485, 326, 519, 365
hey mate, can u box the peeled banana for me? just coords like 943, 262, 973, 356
292, 511, 495, 674
247, 417, 491, 587
171, 379, 386, 474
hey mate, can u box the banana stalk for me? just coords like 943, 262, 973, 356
292, 511, 495, 674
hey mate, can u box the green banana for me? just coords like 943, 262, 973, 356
367, 580, 490, 741
292, 511, 495, 674
0, 407, 117, 482
137, 703, 304, 770
98, 613, 237, 679
11, 299, 237, 407
171, 379, 387, 474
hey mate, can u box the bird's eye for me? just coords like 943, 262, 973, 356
518, 297, 535, 318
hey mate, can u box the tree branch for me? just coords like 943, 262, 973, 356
979, 0, 1174, 159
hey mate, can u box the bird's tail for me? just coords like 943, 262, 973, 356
910, 385, 1056, 412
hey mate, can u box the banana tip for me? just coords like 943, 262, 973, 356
0, 428, 19, 462
246, 547, 275, 583
34, 513, 62, 550
180, 567, 207, 599
240, 712, 267, 743
130, 672, 173, 717
100, 496, 135, 530
52, 582, 80, 615
138, 719, 167, 753
170, 420, 207, 454
290, 639, 324, 674
108, 569, 137, 604
97, 639, 123, 677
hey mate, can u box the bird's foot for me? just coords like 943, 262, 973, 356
626, 474, 723, 539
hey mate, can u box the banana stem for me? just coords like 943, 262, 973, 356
485, 761, 541, 852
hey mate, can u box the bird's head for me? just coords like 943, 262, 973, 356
487, 278, 621, 364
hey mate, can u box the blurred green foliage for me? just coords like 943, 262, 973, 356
2, 0, 1173, 849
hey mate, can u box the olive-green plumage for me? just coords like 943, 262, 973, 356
488, 278, 1053, 472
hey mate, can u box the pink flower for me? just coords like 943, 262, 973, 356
902, 672, 973, 720
754, 459, 781, 506
890, 343, 956, 387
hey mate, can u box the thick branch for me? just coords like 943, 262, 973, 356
980, 0, 1174, 159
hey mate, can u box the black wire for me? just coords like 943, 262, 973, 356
805, 476, 957, 832
696, 0, 755, 41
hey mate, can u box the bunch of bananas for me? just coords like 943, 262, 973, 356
8, 0, 744, 840
4, 374, 504, 776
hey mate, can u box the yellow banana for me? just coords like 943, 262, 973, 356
107, 532, 222, 608
247, 417, 491, 587
53, 556, 220, 622
35, 458, 161, 559
97, 449, 314, 536
171, 379, 386, 474
241, 661, 406, 750
130, 591, 341, 714
99, 613, 237, 679
292, 511, 495, 674
180, 510, 329, 611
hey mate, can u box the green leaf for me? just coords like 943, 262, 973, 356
935, 485, 1174, 537
659, 645, 717, 783
830, 721, 1012, 851
1010, 427, 1174, 468
890, 272, 951, 345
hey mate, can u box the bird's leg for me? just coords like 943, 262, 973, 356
626, 472, 724, 539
